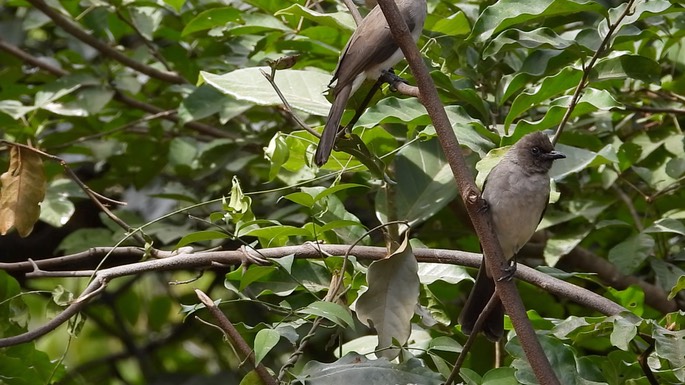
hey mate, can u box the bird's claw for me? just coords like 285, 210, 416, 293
497, 259, 517, 282
380, 69, 408, 92
478, 198, 489, 214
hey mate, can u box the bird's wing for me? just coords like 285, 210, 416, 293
331, 4, 419, 92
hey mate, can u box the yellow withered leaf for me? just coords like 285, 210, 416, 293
0, 146, 47, 237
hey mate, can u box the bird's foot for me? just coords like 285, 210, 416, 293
477, 198, 489, 214
497, 258, 517, 282
380, 69, 408, 92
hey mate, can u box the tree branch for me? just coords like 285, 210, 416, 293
195, 289, 278, 385
26, 0, 187, 85
552, 0, 638, 144
375, 0, 560, 383
0, 244, 627, 348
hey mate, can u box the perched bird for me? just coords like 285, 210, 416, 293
314, 0, 427, 166
459, 132, 566, 341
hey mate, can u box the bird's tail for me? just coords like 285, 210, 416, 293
458, 258, 504, 342
314, 85, 352, 166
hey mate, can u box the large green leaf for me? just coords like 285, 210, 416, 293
201, 68, 331, 116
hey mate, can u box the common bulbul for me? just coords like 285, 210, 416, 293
459, 132, 566, 341
314, 0, 427, 166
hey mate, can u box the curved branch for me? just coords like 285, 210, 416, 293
0, 244, 627, 348
25, 0, 187, 85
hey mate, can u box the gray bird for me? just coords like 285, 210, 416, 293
459, 132, 566, 341
314, 0, 427, 166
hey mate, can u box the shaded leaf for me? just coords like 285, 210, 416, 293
297, 352, 442, 385
355, 234, 419, 360
376, 138, 458, 229
608, 234, 655, 275
297, 301, 354, 328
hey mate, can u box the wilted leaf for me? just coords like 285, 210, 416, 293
355, 234, 419, 359
0, 146, 47, 237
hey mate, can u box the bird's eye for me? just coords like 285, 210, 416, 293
531, 146, 541, 155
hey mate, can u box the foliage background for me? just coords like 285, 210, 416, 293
0, 0, 684, 384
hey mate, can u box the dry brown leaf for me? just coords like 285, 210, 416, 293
0, 145, 47, 237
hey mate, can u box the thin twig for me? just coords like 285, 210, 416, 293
260, 69, 321, 138
49, 110, 176, 150
278, 317, 324, 381
552, 0, 637, 144
612, 184, 644, 231
113, 7, 173, 71
445, 293, 502, 385
195, 289, 278, 385
341, 0, 363, 26
0, 141, 146, 244
26, 0, 186, 84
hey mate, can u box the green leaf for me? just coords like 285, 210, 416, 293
376, 138, 458, 228
591, 54, 662, 84
471, 0, 605, 43
182, 7, 241, 36
417, 262, 473, 285
427, 11, 470, 37
39, 179, 77, 228
298, 353, 443, 385
175, 230, 229, 248
669, 275, 685, 300
644, 218, 685, 236
275, 4, 355, 30
253, 328, 280, 365
314, 183, 367, 203
130, 7, 163, 40
484, 27, 577, 58
550, 143, 617, 180
608, 234, 655, 275
506, 67, 582, 129
355, 234, 419, 360
606, 286, 645, 316
610, 316, 637, 351
282, 191, 315, 208
653, 327, 685, 383
297, 301, 354, 328
356, 97, 432, 128
508, 334, 597, 385
202, 68, 331, 116
265, 133, 290, 181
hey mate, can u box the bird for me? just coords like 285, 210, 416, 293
313, 0, 427, 166
458, 132, 566, 341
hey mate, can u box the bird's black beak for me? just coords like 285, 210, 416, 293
545, 150, 566, 160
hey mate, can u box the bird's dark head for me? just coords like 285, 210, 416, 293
512, 132, 566, 173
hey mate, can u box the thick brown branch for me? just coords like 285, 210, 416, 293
25, 0, 187, 85
375, 0, 559, 383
